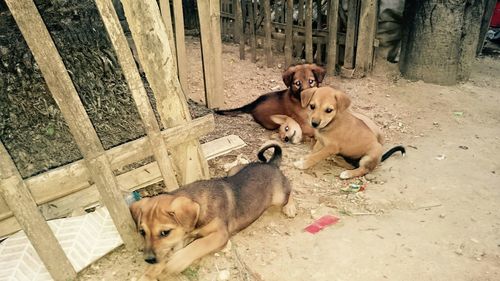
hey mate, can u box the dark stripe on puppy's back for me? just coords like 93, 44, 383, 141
257, 144, 282, 166
215, 90, 286, 116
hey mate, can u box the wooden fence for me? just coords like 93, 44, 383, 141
221, 0, 378, 77
0, 0, 219, 279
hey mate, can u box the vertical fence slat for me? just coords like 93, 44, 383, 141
263, 0, 273, 67
326, 0, 340, 75
305, 0, 313, 62
121, 0, 210, 184
159, 0, 177, 70
285, 0, 293, 66
5, 0, 140, 250
248, 0, 257, 63
173, 0, 188, 93
316, 0, 323, 30
235, 0, 245, 59
96, 0, 179, 190
0, 142, 76, 280
355, 0, 378, 76
344, 0, 359, 69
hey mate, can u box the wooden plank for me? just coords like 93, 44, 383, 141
248, 0, 257, 63
96, 0, 179, 190
0, 142, 76, 280
343, 0, 359, 69
298, 0, 305, 26
263, 0, 273, 67
0, 134, 243, 238
7, 0, 140, 250
121, 0, 210, 185
316, 0, 323, 30
305, 0, 313, 62
209, 0, 224, 106
159, 0, 177, 70
173, 0, 188, 92
235, 0, 245, 59
355, 0, 378, 76
284, 0, 293, 66
326, 0, 340, 75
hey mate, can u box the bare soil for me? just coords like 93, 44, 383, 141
77, 38, 500, 281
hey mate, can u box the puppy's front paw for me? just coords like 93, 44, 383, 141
165, 251, 193, 274
339, 170, 352, 179
282, 201, 297, 218
138, 274, 157, 281
293, 159, 307, 170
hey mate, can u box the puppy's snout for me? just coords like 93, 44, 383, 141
311, 120, 320, 128
284, 136, 289, 142
144, 255, 157, 264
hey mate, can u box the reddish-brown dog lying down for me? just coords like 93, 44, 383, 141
216, 63, 326, 137
294, 87, 405, 179
130, 143, 296, 280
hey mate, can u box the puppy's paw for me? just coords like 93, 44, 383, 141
339, 170, 352, 179
293, 159, 307, 170
165, 251, 192, 274
282, 201, 297, 218
138, 275, 157, 281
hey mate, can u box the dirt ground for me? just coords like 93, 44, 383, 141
78, 38, 500, 281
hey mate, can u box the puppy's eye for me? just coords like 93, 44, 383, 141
310, 104, 316, 110
325, 108, 333, 113
308, 79, 315, 85
160, 230, 171, 237
285, 126, 289, 131
294, 81, 302, 87
139, 229, 146, 236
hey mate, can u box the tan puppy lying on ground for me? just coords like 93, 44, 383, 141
270, 114, 303, 144
294, 86, 405, 179
130, 143, 296, 280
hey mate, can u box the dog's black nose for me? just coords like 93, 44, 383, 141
311, 121, 319, 128
284, 136, 289, 142
145, 256, 157, 264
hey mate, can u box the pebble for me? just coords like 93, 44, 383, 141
218, 269, 230, 281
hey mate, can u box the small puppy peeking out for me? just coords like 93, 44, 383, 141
294, 86, 405, 179
130, 143, 296, 280
270, 114, 303, 144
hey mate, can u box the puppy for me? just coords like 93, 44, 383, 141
270, 114, 303, 144
130, 143, 296, 280
216, 63, 326, 137
293, 87, 405, 179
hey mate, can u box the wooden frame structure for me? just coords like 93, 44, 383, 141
0, 0, 217, 279
220, 0, 379, 77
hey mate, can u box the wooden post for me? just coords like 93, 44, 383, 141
248, 0, 257, 62
263, 0, 273, 67
305, 0, 313, 62
0, 142, 76, 280
235, 0, 245, 59
173, 0, 188, 93
6, 0, 141, 250
121, 0, 210, 184
196, 0, 225, 109
95, 0, 179, 190
159, 0, 177, 70
298, 0, 305, 26
326, 0, 340, 75
355, 0, 377, 76
285, 0, 293, 67
316, 0, 323, 29
343, 0, 359, 69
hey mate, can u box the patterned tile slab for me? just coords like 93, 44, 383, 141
0, 207, 123, 281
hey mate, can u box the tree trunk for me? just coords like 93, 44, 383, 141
400, 0, 484, 85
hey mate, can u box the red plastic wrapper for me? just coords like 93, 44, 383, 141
304, 215, 340, 234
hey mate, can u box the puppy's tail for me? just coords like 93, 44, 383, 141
381, 146, 406, 162
257, 142, 282, 166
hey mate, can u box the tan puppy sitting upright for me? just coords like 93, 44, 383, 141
293, 87, 405, 179
270, 114, 303, 144
130, 143, 296, 280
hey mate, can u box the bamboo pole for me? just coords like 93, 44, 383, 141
326, 0, 340, 75
173, 0, 188, 93
235, 0, 245, 59
248, 0, 257, 62
355, 0, 378, 76
96, 0, 179, 190
263, 0, 273, 67
285, 0, 293, 66
344, 0, 359, 69
0, 142, 76, 280
5, 0, 140, 250
305, 0, 313, 62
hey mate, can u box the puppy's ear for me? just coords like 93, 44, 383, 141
335, 91, 351, 112
270, 114, 287, 125
282, 65, 297, 87
170, 196, 200, 230
301, 88, 317, 108
130, 198, 149, 227
310, 64, 326, 84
